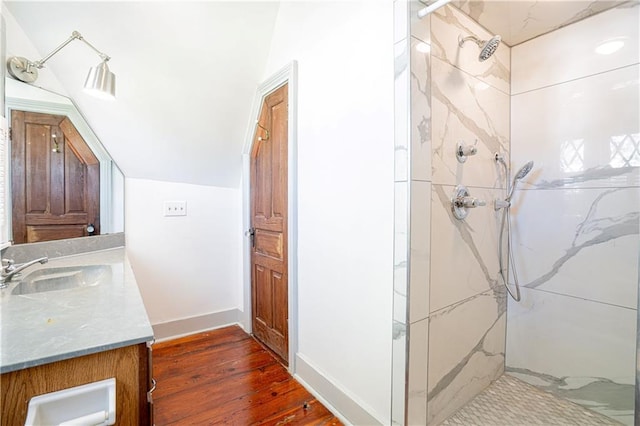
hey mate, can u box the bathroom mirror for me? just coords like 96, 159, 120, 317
4, 77, 124, 244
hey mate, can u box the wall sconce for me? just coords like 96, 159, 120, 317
7, 30, 116, 100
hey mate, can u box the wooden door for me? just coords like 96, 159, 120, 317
250, 84, 288, 363
11, 110, 100, 244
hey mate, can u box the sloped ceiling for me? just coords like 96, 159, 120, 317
452, 0, 627, 46
9, 1, 628, 189
5, 1, 280, 188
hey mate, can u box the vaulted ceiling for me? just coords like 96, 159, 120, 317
5, 1, 628, 189
5, 1, 280, 188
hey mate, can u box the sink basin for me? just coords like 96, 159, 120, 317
11, 265, 112, 295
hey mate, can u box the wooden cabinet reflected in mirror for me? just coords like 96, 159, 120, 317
11, 110, 99, 243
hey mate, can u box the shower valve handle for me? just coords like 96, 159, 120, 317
460, 197, 486, 208
451, 185, 485, 220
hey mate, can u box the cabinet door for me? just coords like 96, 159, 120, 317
1, 344, 149, 426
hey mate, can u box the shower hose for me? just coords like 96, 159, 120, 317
498, 203, 521, 301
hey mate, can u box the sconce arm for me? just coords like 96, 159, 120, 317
33, 31, 110, 69
75, 32, 111, 62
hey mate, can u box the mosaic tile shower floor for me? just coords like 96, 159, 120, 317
441, 374, 620, 425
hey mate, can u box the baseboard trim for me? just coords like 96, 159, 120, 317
294, 353, 383, 426
152, 309, 241, 342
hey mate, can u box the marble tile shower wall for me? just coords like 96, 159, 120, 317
406, 2, 431, 423
505, 4, 639, 426
401, 3, 511, 425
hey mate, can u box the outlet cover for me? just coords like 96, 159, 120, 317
164, 201, 187, 216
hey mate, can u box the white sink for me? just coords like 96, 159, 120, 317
12, 265, 112, 295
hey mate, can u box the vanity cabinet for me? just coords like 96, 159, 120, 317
0, 248, 154, 425
0, 343, 151, 426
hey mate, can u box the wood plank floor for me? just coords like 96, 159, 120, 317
153, 325, 343, 425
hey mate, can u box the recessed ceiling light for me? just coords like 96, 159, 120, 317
595, 38, 625, 55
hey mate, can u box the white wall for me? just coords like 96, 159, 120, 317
125, 178, 242, 326
2, 7, 66, 96
263, 2, 394, 423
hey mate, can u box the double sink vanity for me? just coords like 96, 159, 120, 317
0, 234, 155, 425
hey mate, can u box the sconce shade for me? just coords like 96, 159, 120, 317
84, 61, 116, 99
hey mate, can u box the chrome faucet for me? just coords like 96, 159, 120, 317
0, 257, 49, 287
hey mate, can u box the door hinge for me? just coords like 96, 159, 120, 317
147, 378, 157, 403
8, 127, 12, 141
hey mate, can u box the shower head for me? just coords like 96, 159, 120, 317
514, 161, 534, 181
479, 35, 501, 61
506, 160, 534, 201
458, 34, 502, 62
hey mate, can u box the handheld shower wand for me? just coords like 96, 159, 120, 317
507, 161, 534, 201
494, 153, 534, 302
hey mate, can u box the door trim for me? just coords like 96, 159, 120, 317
242, 61, 298, 373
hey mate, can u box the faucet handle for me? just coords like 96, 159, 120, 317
2, 259, 15, 272
461, 197, 486, 208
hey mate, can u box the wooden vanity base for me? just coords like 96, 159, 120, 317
0, 343, 149, 426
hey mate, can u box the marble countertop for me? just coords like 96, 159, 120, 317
0, 247, 154, 374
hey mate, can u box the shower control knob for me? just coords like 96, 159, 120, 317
451, 185, 485, 220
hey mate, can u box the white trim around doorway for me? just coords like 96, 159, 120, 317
241, 61, 298, 374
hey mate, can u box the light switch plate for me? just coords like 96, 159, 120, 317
164, 201, 187, 216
